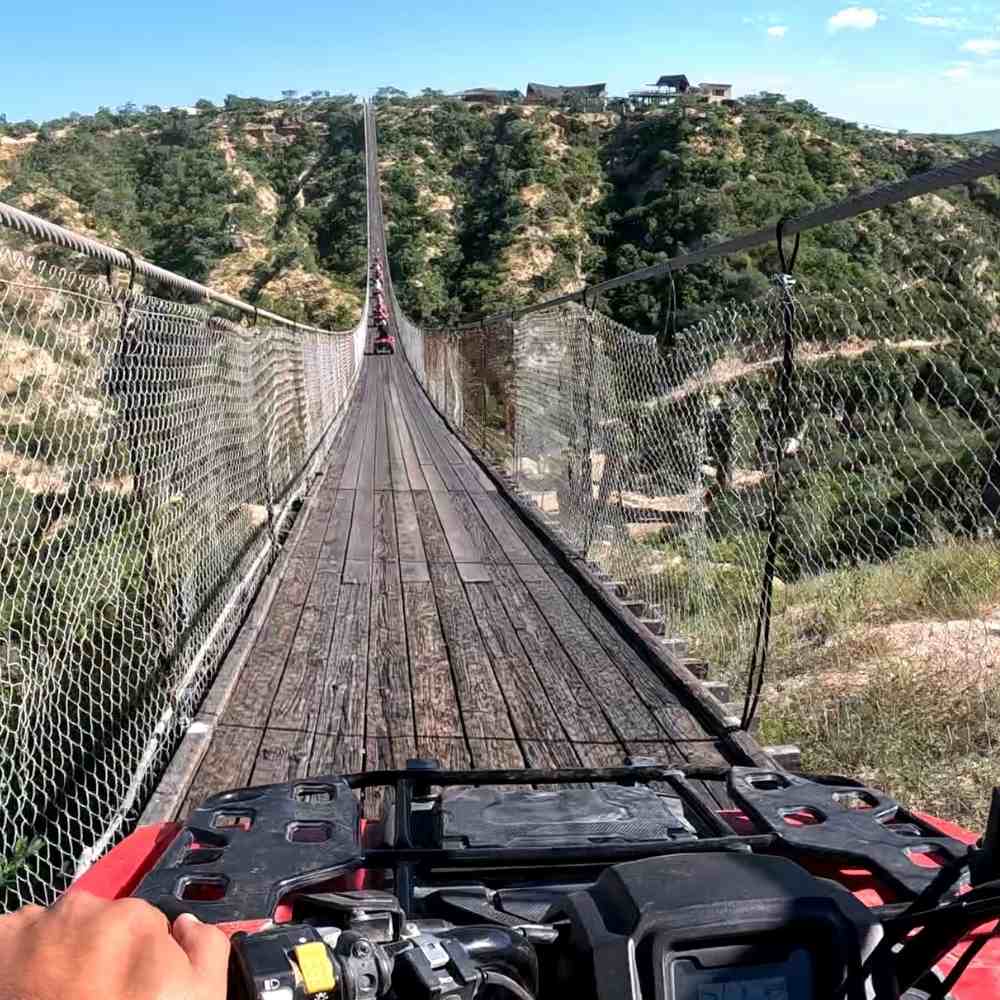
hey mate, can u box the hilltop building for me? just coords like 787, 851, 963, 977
525, 82, 608, 111
628, 75, 734, 106
699, 82, 733, 104
629, 74, 690, 106
457, 88, 521, 105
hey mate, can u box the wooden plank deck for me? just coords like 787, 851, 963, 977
170, 354, 741, 820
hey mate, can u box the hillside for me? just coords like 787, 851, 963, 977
956, 128, 1000, 145
0, 97, 367, 328
374, 93, 1000, 331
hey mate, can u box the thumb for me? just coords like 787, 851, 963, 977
171, 913, 231, 993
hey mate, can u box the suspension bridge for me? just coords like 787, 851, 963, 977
2, 101, 1000, 907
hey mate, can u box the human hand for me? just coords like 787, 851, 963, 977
0, 891, 230, 1000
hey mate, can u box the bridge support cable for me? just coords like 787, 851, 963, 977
0, 103, 373, 904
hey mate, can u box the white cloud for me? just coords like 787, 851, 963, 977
962, 37, 1000, 54
828, 7, 882, 31
943, 64, 972, 78
907, 15, 960, 27
767, 25, 789, 37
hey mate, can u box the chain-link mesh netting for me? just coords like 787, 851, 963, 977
1, 244, 366, 906
392, 228, 1000, 786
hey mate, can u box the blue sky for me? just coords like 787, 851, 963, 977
3, 0, 1000, 133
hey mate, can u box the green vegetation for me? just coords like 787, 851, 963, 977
377, 100, 604, 321
1, 96, 367, 319
954, 128, 1000, 145
0, 837, 43, 891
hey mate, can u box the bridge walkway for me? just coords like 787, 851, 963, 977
163, 349, 743, 820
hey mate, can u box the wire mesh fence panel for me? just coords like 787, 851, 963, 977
0, 244, 365, 907
389, 222, 1000, 812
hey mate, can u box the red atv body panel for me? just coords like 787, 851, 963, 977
69, 810, 1000, 995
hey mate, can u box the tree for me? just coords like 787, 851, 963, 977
281, 89, 299, 102
194, 98, 216, 111
375, 86, 407, 102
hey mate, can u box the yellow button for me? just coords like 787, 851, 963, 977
294, 942, 336, 995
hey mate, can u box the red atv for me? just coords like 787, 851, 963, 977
374, 328, 395, 355
74, 763, 1000, 1000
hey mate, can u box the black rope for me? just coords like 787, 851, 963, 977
661, 270, 678, 351
121, 248, 138, 295
740, 218, 799, 732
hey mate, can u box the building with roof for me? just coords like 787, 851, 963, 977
699, 82, 733, 104
456, 88, 521, 105
525, 82, 608, 111
629, 74, 691, 106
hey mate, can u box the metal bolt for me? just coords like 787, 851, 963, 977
352, 939, 374, 960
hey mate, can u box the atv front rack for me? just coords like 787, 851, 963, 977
136, 763, 973, 923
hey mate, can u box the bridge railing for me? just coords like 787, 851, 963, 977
389, 160, 1000, 815
0, 201, 369, 906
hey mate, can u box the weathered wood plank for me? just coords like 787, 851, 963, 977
465, 582, 569, 743
391, 399, 428, 490
521, 740, 584, 770
373, 373, 392, 491
179, 725, 260, 819
543, 566, 720, 753
428, 562, 514, 741
403, 387, 465, 491
252, 729, 314, 786
342, 559, 370, 584
416, 736, 472, 769
488, 565, 617, 744
399, 561, 431, 583
421, 464, 448, 492
469, 493, 535, 564
367, 558, 414, 741
345, 488, 375, 567
468, 738, 525, 770
525, 577, 666, 741
455, 463, 488, 495
310, 733, 365, 776
573, 742, 630, 769
412, 491, 451, 564
393, 491, 427, 564
402, 581, 463, 737
385, 387, 409, 491
489, 498, 557, 564
373, 490, 398, 562
319, 490, 356, 571
457, 562, 492, 583
339, 386, 372, 490
513, 563, 549, 583
429, 489, 481, 564
316, 582, 370, 737
269, 571, 339, 731
449, 492, 508, 564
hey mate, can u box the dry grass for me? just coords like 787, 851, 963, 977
646, 540, 1000, 830
756, 544, 1000, 830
